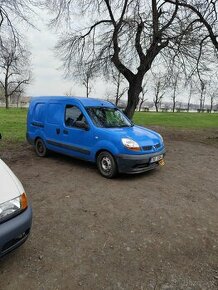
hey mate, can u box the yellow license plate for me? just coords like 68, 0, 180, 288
159, 159, 165, 166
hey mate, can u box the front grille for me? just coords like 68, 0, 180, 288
154, 143, 161, 149
142, 145, 152, 151
142, 143, 161, 151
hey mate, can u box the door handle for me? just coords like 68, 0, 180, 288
63, 129, 68, 135
56, 128, 60, 135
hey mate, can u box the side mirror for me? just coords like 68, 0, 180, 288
0, 133, 2, 140
74, 121, 89, 131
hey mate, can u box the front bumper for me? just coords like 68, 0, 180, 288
115, 148, 166, 174
0, 205, 32, 257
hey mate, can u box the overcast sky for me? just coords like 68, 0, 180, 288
23, 9, 108, 99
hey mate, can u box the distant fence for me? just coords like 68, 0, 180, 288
138, 108, 218, 113
0, 102, 29, 108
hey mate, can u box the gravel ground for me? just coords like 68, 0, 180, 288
0, 128, 218, 290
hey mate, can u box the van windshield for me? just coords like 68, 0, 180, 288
86, 107, 132, 128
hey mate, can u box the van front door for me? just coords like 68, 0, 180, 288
62, 104, 94, 160
45, 103, 65, 151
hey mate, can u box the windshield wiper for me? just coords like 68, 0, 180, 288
118, 124, 131, 128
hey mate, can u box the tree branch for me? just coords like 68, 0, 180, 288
80, 20, 112, 39
152, 0, 159, 39
8, 77, 30, 97
135, 21, 146, 62
166, 0, 218, 50
160, 0, 178, 33
104, 0, 116, 26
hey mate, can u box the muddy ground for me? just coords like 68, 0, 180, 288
0, 127, 218, 290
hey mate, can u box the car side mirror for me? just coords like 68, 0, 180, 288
74, 121, 89, 131
0, 133, 2, 140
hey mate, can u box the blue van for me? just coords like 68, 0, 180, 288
27, 97, 165, 178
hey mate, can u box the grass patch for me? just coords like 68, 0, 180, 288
0, 108, 217, 144
133, 112, 218, 129
0, 108, 27, 143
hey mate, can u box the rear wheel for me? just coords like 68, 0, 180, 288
35, 138, 47, 157
97, 151, 117, 178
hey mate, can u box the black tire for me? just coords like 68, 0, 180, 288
35, 138, 47, 157
97, 151, 117, 178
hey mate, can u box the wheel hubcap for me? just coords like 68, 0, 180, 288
101, 157, 111, 172
37, 142, 44, 154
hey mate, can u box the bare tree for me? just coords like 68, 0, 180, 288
199, 79, 206, 112
0, 38, 31, 108
186, 78, 196, 112
80, 64, 95, 98
0, 82, 4, 103
187, 83, 192, 112
83, 72, 92, 98
104, 69, 128, 105
153, 76, 166, 112
170, 71, 180, 112
207, 76, 218, 112
166, 0, 218, 54
0, 1, 36, 109
0, 1, 35, 42
64, 87, 75, 96
138, 81, 148, 112
209, 93, 216, 112
110, 69, 128, 106
45, 0, 215, 119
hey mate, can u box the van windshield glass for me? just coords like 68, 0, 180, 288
86, 107, 132, 128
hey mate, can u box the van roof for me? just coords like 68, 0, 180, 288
30, 96, 115, 107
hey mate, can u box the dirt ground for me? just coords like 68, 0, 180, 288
0, 127, 218, 290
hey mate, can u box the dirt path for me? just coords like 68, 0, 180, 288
0, 129, 218, 289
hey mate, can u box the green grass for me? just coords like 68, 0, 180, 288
133, 112, 218, 129
0, 108, 217, 144
0, 108, 27, 143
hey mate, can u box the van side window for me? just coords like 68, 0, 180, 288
34, 103, 45, 122
65, 105, 86, 127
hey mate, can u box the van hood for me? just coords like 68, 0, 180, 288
105, 125, 161, 145
0, 159, 23, 204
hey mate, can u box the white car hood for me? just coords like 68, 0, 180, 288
0, 159, 24, 204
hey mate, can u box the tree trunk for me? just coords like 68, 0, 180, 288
172, 97, 176, 112
154, 101, 159, 112
138, 99, 144, 112
187, 101, 190, 112
199, 96, 203, 112
202, 95, 205, 110
5, 93, 9, 109
124, 81, 142, 119
115, 85, 119, 106
210, 96, 214, 112
115, 73, 120, 106
86, 76, 89, 98
187, 93, 191, 112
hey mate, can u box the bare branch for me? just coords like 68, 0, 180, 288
166, 0, 218, 50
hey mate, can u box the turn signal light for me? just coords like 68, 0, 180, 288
20, 193, 28, 209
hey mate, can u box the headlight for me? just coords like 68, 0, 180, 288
0, 193, 28, 223
122, 138, 141, 151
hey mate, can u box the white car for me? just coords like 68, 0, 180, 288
0, 158, 32, 257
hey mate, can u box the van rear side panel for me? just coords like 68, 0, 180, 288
27, 100, 46, 144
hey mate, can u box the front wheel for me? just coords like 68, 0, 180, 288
35, 138, 47, 157
97, 151, 117, 178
